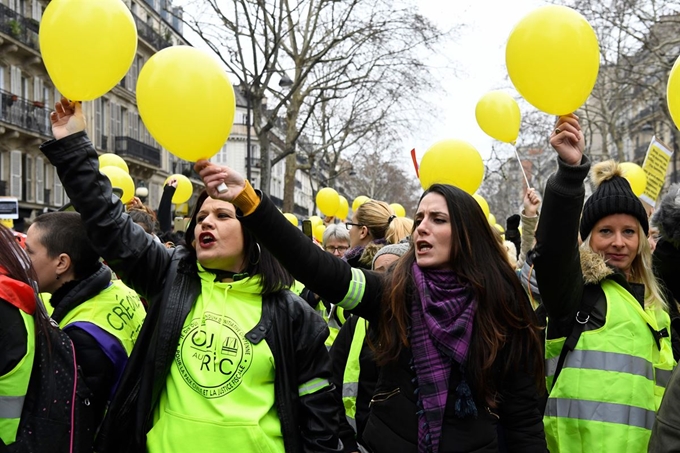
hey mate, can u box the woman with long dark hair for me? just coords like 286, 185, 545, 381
197, 160, 547, 453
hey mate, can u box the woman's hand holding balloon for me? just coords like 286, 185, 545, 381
549, 113, 584, 166
50, 98, 86, 140
195, 160, 246, 202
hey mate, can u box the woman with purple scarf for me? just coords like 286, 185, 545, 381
198, 163, 547, 453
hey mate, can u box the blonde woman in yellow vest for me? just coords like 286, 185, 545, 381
24, 211, 146, 440
532, 114, 677, 452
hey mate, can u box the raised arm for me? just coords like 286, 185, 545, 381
157, 180, 177, 234
532, 114, 590, 334
39, 99, 173, 300
195, 161, 383, 322
517, 188, 540, 269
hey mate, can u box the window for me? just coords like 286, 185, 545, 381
10, 151, 21, 198
53, 167, 63, 206
23, 154, 34, 202
21, 74, 29, 100
36, 156, 44, 203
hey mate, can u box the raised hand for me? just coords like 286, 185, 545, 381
549, 113, 584, 166
523, 188, 541, 217
194, 160, 246, 202
50, 97, 86, 140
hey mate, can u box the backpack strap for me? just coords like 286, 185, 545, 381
551, 285, 602, 387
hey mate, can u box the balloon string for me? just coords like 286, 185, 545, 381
411, 148, 419, 178
513, 146, 531, 189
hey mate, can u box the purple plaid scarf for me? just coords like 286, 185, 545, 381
410, 262, 478, 453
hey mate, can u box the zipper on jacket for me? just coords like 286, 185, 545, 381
370, 388, 401, 406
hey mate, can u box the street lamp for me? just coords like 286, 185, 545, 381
136, 182, 149, 202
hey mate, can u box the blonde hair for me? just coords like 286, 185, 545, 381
581, 223, 667, 311
386, 217, 413, 244
355, 200, 393, 240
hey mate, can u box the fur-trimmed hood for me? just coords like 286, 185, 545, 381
580, 248, 614, 285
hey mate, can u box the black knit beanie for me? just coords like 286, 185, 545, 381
580, 160, 649, 240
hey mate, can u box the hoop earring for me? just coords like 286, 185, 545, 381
250, 243, 261, 266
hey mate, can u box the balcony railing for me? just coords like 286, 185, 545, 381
0, 90, 51, 136
0, 3, 39, 50
113, 136, 161, 167
132, 13, 172, 50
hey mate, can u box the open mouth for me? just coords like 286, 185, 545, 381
198, 232, 216, 246
416, 241, 432, 252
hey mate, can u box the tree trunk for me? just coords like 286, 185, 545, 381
283, 152, 297, 212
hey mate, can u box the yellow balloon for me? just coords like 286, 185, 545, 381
390, 203, 406, 218
98, 154, 129, 174
619, 162, 647, 197
313, 224, 326, 242
309, 216, 323, 229
506, 5, 600, 115
472, 194, 490, 219
352, 196, 370, 213
39, 0, 137, 101
475, 91, 521, 143
316, 187, 340, 216
335, 196, 349, 220
164, 174, 193, 204
283, 213, 298, 227
419, 140, 484, 194
494, 224, 505, 234
488, 213, 496, 226
518, 225, 523, 235
668, 56, 680, 130
101, 166, 135, 203
137, 46, 235, 162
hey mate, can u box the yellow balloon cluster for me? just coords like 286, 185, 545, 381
137, 46, 236, 162
475, 91, 521, 144
419, 140, 484, 194
316, 188, 340, 216
619, 162, 647, 197
40, 0, 137, 101
164, 174, 193, 204
101, 166, 134, 203
506, 5, 600, 115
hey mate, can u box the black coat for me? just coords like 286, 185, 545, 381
240, 191, 548, 453
40, 132, 340, 453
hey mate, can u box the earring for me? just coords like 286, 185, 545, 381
249, 243, 261, 266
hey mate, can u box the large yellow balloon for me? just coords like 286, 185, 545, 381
506, 5, 600, 115
619, 162, 647, 197
667, 56, 680, 130
335, 196, 349, 220
164, 174, 193, 204
472, 194, 490, 219
101, 166, 135, 203
390, 203, 406, 217
352, 196, 370, 213
283, 213, 298, 227
40, 0, 137, 101
137, 46, 235, 162
313, 224, 326, 242
475, 91, 521, 143
316, 188, 340, 216
98, 154, 129, 174
419, 140, 484, 194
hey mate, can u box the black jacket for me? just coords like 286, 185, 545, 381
39, 132, 340, 453
240, 191, 547, 452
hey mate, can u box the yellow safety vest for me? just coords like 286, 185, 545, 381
0, 308, 34, 445
342, 318, 367, 430
544, 280, 676, 452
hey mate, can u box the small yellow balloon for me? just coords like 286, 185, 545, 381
419, 140, 484, 194
137, 46, 235, 162
472, 194, 490, 220
101, 166, 135, 203
313, 224, 326, 242
98, 154, 129, 174
283, 213, 298, 227
164, 174, 193, 204
475, 91, 521, 143
668, 56, 680, 130
316, 187, 340, 216
488, 213, 496, 226
390, 203, 406, 218
619, 162, 647, 197
40, 0, 137, 100
506, 5, 600, 115
494, 224, 505, 234
309, 216, 323, 229
335, 196, 349, 220
352, 196, 370, 213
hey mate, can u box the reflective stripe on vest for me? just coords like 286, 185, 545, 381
0, 309, 34, 445
342, 318, 367, 429
58, 280, 145, 356
544, 280, 675, 453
